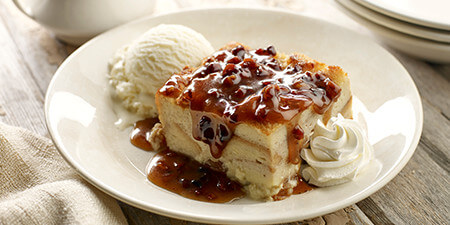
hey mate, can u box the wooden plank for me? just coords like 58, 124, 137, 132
0, 1, 69, 95
0, 2, 48, 137
419, 104, 450, 173
344, 205, 374, 225
429, 63, 450, 81
357, 105, 450, 224
119, 201, 359, 225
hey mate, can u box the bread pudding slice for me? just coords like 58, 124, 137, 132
155, 43, 352, 200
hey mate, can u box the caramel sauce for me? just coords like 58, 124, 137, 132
191, 111, 234, 159
272, 176, 313, 201
130, 118, 159, 151
159, 44, 341, 163
147, 150, 244, 203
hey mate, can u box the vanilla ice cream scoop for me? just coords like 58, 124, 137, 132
109, 24, 214, 123
301, 115, 374, 187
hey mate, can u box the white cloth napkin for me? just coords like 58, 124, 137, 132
0, 122, 128, 225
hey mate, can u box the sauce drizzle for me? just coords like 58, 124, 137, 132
130, 118, 159, 151
159, 44, 341, 163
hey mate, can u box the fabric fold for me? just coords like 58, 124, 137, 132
0, 122, 127, 225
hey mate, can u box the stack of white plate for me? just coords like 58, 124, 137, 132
336, 0, 450, 63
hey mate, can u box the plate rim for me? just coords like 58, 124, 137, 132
335, 0, 450, 63
337, 0, 450, 43
45, 7, 424, 224
352, 0, 450, 31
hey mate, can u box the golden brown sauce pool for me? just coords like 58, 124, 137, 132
147, 149, 244, 203
130, 118, 159, 151
159, 44, 341, 163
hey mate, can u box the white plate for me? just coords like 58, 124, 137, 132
336, 2, 450, 63
337, 0, 450, 43
45, 8, 423, 224
352, 0, 450, 31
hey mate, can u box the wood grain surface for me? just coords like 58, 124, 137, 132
0, 0, 448, 224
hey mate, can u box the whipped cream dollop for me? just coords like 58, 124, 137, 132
301, 115, 373, 187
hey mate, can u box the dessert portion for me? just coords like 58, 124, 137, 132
107, 24, 376, 202
155, 43, 352, 200
301, 115, 373, 187
108, 24, 214, 126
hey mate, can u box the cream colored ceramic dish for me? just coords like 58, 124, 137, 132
45, 8, 423, 224
336, 2, 450, 63
337, 0, 450, 43
352, 0, 450, 31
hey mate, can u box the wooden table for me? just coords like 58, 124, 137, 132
1, 0, 448, 224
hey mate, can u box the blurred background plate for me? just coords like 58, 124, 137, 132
337, 0, 450, 43
336, 1, 450, 63
352, 0, 450, 30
